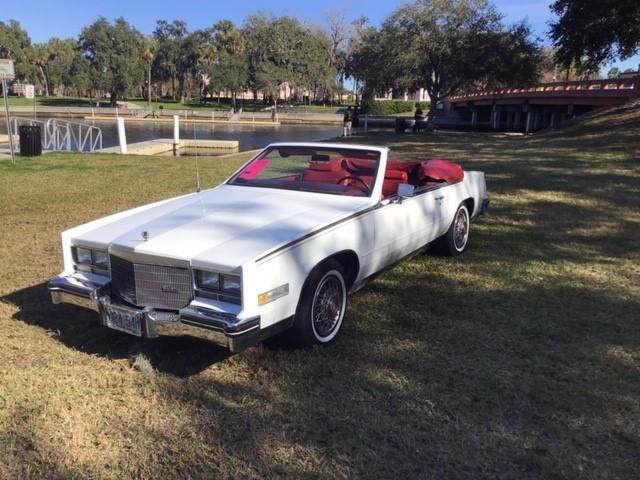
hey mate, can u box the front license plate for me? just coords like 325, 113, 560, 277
102, 304, 143, 336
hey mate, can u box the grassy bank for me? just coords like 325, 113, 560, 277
0, 108, 639, 478
7, 95, 348, 114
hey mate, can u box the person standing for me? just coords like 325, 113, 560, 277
343, 106, 353, 136
413, 103, 425, 132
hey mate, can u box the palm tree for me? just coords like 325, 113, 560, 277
142, 38, 156, 108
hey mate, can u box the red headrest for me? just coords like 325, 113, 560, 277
384, 170, 408, 181
309, 159, 342, 172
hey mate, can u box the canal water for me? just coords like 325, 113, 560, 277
0, 119, 341, 152
92, 120, 342, 151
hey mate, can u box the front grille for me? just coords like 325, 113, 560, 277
110, 254, 193, 310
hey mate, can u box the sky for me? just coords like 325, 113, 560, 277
2, 0, 639, 71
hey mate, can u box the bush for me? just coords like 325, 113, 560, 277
360, 100, 430, 115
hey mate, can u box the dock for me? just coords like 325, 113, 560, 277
100, 138, 240, 155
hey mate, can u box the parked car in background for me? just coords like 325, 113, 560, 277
49, 142, 489, 351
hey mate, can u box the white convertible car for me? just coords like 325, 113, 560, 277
49, 142, 488, 351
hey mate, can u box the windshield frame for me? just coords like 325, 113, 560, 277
226, 145, 384, 198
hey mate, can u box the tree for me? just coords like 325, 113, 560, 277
346, 21, 393, 100
345, 17, 374, 103
206, 20, 249, 107
153, 20, 188, 100
175, 30, 208, 101
244, 14, 313, 111
142, 37, 156, 105
79, 17, 145, 106
607, 67, 621, 78
325, 10, 351, 103
0, 20, 36, 81
550, 0, 640, 72
299, 29, 335, 103
31, 38, 78, 96
350, 0, 541, 110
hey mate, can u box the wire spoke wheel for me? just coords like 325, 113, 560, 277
453, 206, 469, 251
311, 272, 345, 340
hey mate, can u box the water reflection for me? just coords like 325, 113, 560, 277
90, 119, 341, 151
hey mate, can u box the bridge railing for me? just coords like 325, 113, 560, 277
450, 76, 639, 101
10, 117, 103, 152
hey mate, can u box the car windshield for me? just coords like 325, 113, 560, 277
228, 146, 381, 197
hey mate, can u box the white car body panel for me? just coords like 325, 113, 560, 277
50, 142, 488, 349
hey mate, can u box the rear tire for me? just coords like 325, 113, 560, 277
433, 203, 470, 256
289, 259, 347, 348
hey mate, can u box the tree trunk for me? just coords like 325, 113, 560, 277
354, 78, 359, 105
147, 62, 152, 106
38, 66, 50, 97
171, 74, 176, 101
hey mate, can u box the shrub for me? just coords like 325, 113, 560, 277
360, 100, 430, 115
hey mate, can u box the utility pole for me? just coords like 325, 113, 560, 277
0, 59, 16, 164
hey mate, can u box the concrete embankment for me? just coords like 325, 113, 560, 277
99, 138, 239, 155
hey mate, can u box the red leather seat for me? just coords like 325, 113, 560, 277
302, 159, 347, 184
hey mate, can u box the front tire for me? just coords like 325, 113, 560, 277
290, 259, 347, 348
434, 203, 470, 256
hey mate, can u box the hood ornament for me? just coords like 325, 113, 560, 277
141, 230, 149, 241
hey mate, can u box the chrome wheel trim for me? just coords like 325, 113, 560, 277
453, 206, 469, 252
311, 270, 346, 342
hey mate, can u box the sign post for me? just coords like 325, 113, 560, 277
24, 84, 35, 120
0, 59, 16, 164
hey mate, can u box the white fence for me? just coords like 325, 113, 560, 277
10, 117, 102, 152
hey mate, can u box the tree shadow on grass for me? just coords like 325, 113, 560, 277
1, 282, 230, 377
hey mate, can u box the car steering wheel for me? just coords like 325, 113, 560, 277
336, 176, 371, 193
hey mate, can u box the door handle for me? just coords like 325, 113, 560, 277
435, 195, 445, 201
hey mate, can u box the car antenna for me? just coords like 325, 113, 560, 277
193, 117, 201, 193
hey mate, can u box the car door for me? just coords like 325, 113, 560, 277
369, 186, 446, 271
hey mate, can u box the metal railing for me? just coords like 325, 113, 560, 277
450, 76, 640, 102
10, 117, 102, 152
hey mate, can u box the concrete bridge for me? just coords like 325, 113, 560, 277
446, 76, 640, 133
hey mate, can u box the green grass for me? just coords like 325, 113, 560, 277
7, 96, 94, 108
6, 95, 348, 113
0, 107, 639, 478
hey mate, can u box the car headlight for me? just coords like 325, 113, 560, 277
75, 247, 93, 264
195, 270, 242, 304
93, 250, 109, 268
222, 275, 241, 295
72, 246, 109, 273
197, 270, 220, 290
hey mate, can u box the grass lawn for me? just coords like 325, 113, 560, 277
7, 95, 348, 114
0, 106, 639, 478
7, 96, 94, 108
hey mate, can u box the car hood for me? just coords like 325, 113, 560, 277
71, 185, 368, 270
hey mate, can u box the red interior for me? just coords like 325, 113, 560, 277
299, 157, 464, 198
241, 155, 464, 198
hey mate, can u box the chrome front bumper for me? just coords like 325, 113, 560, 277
48, 274, 262, 352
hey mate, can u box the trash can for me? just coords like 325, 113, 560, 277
19, 125, 42, 157
394, 117, 407, 133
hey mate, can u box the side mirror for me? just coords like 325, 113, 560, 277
397, 183, 415, 198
